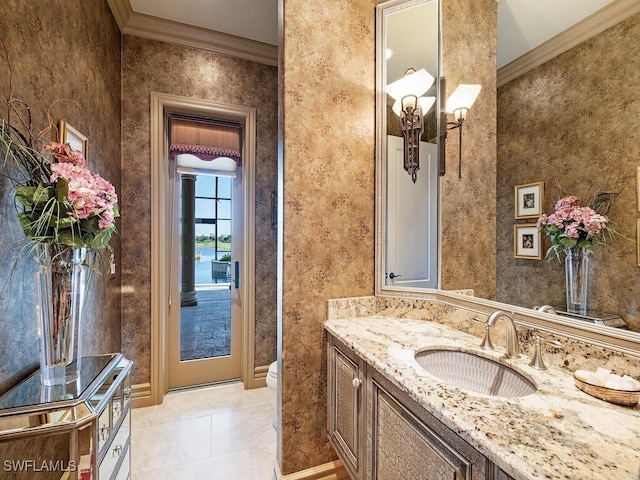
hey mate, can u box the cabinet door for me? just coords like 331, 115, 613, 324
371, 380, 471, 480
327, 336, 365, 480
493, 466, 515, 480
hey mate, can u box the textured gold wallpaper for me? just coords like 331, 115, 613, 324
497, 13, 640, 332
280, 0, 497, 473
0, 0, 122, 395
440, 0, 497, 299
280, 0, 378, 473
120, 36, 278, 385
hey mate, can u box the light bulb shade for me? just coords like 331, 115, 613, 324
392, 96, 436, 117
446, 84, 482, 114
387, 68, 435, 101
418, 96, 436, 115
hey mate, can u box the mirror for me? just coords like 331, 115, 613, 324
376, 0, 441, 293
494, 4, 640, 333
376, 0, 640, 339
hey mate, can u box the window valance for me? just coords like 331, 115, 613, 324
170, 118, 241, 163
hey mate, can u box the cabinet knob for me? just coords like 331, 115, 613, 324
112, 444, 123, 457
352, 378, 361, 389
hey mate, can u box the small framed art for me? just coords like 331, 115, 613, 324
59, 120, 88, 159
514, 224, 542, 260
515, 181, 544, 219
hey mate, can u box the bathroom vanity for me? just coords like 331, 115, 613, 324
0, 354, 132, 480
325, 307, 640, 480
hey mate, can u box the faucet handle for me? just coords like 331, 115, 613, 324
529, 335, 563, 370
472, 317, 494, 351
534, 305, 558, 315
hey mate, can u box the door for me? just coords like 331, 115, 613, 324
386, 135, 438, 288
168, 164, 244, 389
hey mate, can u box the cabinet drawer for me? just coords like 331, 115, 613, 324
112, 383, 124, 427
97, 406, 111, 455
114, 442, 131, 480
99, 410, 130, 480
112, 372, 131, 430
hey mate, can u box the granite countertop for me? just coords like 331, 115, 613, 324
324, 315, 640, 480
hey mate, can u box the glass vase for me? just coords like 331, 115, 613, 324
35, 243, 87, 386
565, 247, 589, 315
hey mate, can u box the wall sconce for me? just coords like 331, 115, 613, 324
444, 84, 481, 179
387, 68, 436, 183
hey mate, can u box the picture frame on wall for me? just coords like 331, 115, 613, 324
515, 181, 544, 219
59, 120, 88, 160
514, 224, 542, 260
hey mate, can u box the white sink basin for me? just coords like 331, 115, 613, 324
414, 349, 536, 398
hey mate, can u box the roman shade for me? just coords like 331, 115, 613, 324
170, 118, 241, 164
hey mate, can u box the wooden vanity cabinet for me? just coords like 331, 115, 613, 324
327, 333, 510, 480
368, 370, 489, 480
493, 467, 515, 480
327, 336, 367, 480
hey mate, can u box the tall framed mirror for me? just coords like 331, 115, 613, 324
375, 0, 441, 295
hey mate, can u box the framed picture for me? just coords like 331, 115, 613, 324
515, 181, 544, 219
514, 224, 542, 260
59, 120, 88, 159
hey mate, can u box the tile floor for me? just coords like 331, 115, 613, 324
131, 382, 277, 480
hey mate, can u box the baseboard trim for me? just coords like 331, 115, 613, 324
254, 364, 269, 379
132, 366, 268, 409
247, 364, 268, 389
276, 460, 349, 480
131, 382, 153, 408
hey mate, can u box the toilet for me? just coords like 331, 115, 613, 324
266, 361, 278, 390
267, 361, 278, 428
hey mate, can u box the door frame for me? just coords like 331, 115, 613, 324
149, 92, 257, 406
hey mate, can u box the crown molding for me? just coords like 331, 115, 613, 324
106, 0, 132, 32
497, 0, 640, 87
106, 0, 278, 67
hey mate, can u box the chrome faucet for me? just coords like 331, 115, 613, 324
486, 311, 520, 358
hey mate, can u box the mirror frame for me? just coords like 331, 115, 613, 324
374, 0, 640, 359
375, 0, 442, 298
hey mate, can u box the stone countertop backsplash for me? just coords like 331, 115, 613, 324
325, 296, 640, 480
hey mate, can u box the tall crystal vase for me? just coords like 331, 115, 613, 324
565, 247, 590, 315
35, 243, 87, 386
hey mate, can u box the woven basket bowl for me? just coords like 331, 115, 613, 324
574, 376, 640, 407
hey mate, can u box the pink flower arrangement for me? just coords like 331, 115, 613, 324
537, 195, 608, 257
47, 143, 118, 230
3, 131, 120, 249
